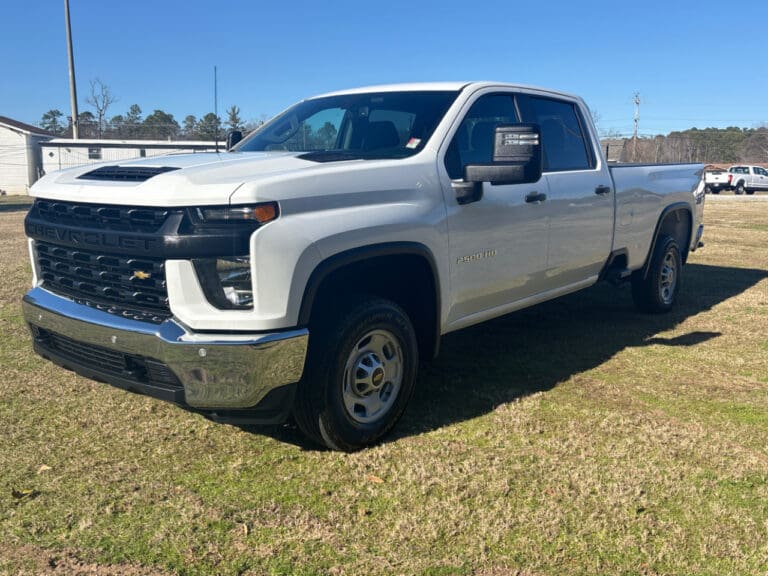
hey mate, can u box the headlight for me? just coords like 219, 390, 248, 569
188, 202, 278, 310
193, 256, 253, 309
195, 202, 278, 225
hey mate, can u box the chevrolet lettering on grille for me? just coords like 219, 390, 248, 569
25, 222, 159, 253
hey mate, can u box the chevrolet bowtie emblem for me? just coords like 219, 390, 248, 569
131, 270, 152, 280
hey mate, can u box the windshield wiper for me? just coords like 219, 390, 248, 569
299, 149, 415, 163
298, 151, 367, 163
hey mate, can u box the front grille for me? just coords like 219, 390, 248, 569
36, 241, 170, 322
35, 328, 182, 390
77, 165, 180, 182
34, 199, 172, 233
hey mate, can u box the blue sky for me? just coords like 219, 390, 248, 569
3, 0, 765, 136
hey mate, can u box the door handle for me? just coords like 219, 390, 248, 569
525, 191, 547, 204
595, 185, 611, 195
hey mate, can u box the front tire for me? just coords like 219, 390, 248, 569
631, 234, 682, 314
294, 297, 418, 451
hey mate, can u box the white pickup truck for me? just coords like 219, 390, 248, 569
704, 168, 731, 194
22, 82, 705, 450
727, 165, 768, 195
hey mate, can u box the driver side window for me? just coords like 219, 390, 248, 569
444, 94, 519, 180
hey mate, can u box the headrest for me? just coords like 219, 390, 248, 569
364, 121, 400, 150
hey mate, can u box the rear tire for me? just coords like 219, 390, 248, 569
631, 235, 681, 314
293, 297, 418, 451
735, 182, 745, 195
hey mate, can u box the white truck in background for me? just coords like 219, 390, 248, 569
704, 168, 731, 194
727, 165, 768, 195
22, 82, 705, 450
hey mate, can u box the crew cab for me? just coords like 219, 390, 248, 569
727, 165, 768, 195
22, 82, 705, 450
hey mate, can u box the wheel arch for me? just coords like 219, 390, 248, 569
298, 242, 442, 359
640, 203, 692, 279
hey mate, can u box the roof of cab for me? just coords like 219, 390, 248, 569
311, 81, 577, 101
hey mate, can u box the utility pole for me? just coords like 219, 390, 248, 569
64, 0, 79, 139
214, 65, 219, 151
632, 92, 640, 162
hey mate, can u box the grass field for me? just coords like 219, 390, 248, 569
1, 194, 767, 575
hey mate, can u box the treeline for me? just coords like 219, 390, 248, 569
39, 104, 256, 141
616, 127, 768, 164
35, 77, 768, 159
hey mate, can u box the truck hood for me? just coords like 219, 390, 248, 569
30, 151, 348, 206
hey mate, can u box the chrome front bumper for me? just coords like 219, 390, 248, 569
22, 287, 308, 411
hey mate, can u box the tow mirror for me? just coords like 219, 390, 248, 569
464, 123, 542, 185
226, 130, 243, 150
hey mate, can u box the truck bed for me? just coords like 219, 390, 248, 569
609, 163, 705, 269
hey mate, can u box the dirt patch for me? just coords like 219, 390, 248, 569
0, 544, 174, 576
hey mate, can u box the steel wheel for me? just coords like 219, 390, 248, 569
632, 234, 682, 314
658, 249, 678, 305
293, 297, 418, 451
342, 329, 403, 424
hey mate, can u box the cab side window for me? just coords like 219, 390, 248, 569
444, 94, 518, 180
517, 95, 594, 172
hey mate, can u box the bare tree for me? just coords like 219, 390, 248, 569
589, 108, 602, 135
739, 129, 768, 162
86, 78, 118, 138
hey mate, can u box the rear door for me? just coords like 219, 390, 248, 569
516, 94, 614, 288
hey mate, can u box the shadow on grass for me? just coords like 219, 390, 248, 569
256, 263, 767, 449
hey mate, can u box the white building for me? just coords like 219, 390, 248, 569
41, 139, 223, 174
0, 116, 53, 194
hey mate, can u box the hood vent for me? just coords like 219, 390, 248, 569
78, 165, 180, 182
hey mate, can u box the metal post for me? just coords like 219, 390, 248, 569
632, 92, 640, 162
214, 65, 219, 152
64, 0, 79, 139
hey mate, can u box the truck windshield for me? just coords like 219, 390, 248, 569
235, 91, 459, 161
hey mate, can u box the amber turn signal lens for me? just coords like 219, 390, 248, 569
251, 203, 277, 223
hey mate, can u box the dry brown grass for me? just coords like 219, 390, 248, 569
1, 196, 767, 575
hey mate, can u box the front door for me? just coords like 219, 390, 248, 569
439, 91, 550, 328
